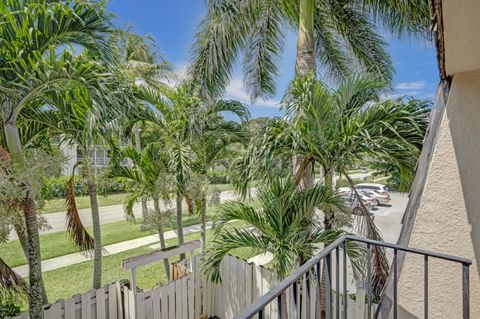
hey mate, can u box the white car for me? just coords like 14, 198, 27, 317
357, 189, 391, 206
355, 183, 390, 196
340, 191, 374, 214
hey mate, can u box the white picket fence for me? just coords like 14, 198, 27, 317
9, 281, 127, 319
205, 254, 375, 319
10, 254, 374, 319
125, 260, 202, 319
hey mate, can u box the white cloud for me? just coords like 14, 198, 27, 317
225, 77, 281, 108
395, 81, 427, 91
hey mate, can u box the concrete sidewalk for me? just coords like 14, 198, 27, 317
13, 221, 213, 278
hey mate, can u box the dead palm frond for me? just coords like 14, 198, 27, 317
0, 257, 28, 298
65, 163, 94, 253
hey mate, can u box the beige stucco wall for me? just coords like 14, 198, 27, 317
397, 70, 480, 318
443, 0, 480, 75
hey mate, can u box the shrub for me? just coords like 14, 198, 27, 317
42, 175, 127, 199
0, 296, 21, 318
207, 170, 229, 184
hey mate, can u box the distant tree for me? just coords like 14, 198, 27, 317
108, 144, 174, 278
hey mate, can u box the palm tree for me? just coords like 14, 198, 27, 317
115, 30, 173, 222
32, 80, 128, 290
0, 1, 116, 315
133, 83, 250, 255
189, 109, 250, 251
108, 144, 174, 278
260, 73, 429, 294
190, 0, 430, 188
203, 176, 362, 316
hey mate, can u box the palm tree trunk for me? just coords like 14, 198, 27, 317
293, 0, 316, 190
12, 222, 28, 260
4, 120, 47, 318
296, 0, 316, 77
176, 194, 186, 260
134, 126, 148, 222
200, 196, 207, 253
153, 199, 170, 280
321, 167, 334, 318
323, 168, 334, 230
83, 161, 102, 289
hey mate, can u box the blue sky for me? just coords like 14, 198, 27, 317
109, 0, 438, 118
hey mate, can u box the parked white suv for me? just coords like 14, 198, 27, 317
355, 183, 390, 195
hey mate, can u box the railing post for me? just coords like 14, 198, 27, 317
336, 247, 340, 319
277, 294, 282, 319
343, 241, 347, 319
316, 262, 322, 319
462, 263, 470, 319
293, 280, 298, 319
326, 253, 332, 319
393, 249, 398, 319
366, 243, 372, 319
424, 255, 428, 319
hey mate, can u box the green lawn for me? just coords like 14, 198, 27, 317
41, 228, 251, 305
0, 210, 216, 268
40, 193, 130, 214
41, 183, 235, 214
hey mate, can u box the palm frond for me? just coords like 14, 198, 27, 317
0, 257, 28, 298
65, 165, 94, 253
242, 0, 284, 100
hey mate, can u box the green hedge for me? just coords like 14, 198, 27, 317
42, 176, 126, 199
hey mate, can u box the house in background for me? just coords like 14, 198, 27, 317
52, 136, 131, 176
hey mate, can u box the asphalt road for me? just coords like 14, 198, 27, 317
9, 171, 374, 240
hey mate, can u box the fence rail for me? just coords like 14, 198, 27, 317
234, 235, 472, 319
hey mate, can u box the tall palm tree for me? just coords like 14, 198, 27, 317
189, 110, 249, 251
32, 80, 129, 290
260, 73, 429, 294
108, 144, 174, 278
190, 0, 430, 188
133, 83, 250, 255
0, 1, 116, 315
116, 30, 173, 222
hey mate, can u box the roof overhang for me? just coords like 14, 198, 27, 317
432, 0, 480, 79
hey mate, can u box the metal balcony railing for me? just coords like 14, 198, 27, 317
234, 235, 471, 319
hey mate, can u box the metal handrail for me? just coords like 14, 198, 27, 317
233, 235, 471, 319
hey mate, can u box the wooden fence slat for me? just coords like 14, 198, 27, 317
108, 284, 117, 319
354, 287, 366, 319
152, 286, 161, 319
301, 274, 307, 319
123, 287, 130, 319
245, 263, 253, 308
181, 277, 188, 319
128, 288, 136, 319
136, 291, 146, 319
145, 295, 153, 319
194, 260, 202, 318
187, 277, 194, 319
260, 267, 271, 319
81, 292, 91, 319
44, 302, 62, 319
252, 262, 262, 319
175, 278, 182, 319
168, 282, 175, 319
116, 282, 124, 319
161, 286, 168, 319
64, 297, 76, 319
96, 287, 106, 319
228, 256, 237, 318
